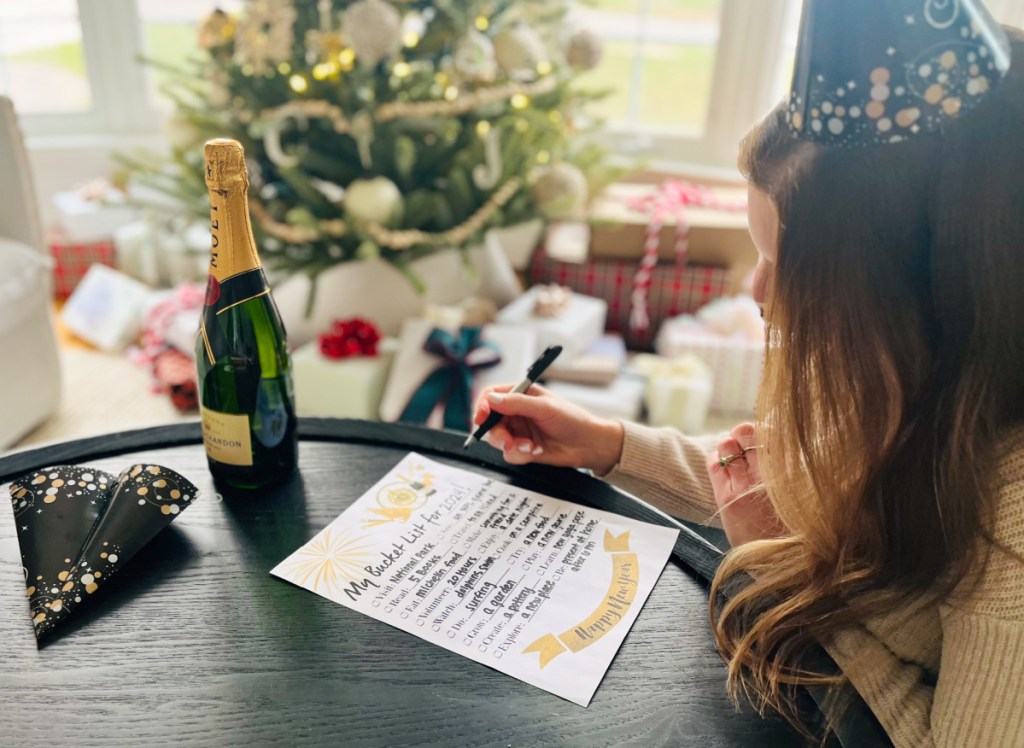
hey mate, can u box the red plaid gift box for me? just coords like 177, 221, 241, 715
49, 233, 116, 299
528, 248, 730, 350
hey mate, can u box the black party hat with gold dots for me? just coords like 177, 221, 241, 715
9, 463, 198, 640
788, 0, 1011, 146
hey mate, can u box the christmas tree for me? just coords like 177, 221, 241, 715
123, 0, 612, 291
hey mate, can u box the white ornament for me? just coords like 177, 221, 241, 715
493, 23, 547, 81
530, 163, 588, 220
472, 126, 503, 190
567, 29, 603, 71
234, 0, 297, 74
453, 30, 497, 82
345, 177, 404, 226
343, 0, 403, 66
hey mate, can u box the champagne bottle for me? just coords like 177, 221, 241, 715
196, 138, 297, 490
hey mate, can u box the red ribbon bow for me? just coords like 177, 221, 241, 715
319, 317, 381, 359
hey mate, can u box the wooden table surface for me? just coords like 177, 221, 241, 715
0, 419, 799, 747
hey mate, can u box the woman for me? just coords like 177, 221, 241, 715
472, 20, 1024, 748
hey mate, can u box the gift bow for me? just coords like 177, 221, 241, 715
319, 317, 381, 359
627, 181, 746, 333
399, 327, 502, 430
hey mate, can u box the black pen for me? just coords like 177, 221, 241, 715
462, 345, 563, 449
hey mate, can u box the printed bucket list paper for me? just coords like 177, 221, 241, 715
270, 452, 679, 707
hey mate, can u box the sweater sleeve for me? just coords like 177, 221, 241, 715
602, 421, 722, 526
826, 434, 1024, 748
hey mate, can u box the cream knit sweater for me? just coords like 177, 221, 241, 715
606, 422, 1024, 747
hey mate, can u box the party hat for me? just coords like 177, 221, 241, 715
788, 0, 1011, 146
9, 463, 198, 640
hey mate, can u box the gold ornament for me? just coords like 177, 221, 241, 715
234, 0, 297, 74
567, 29, 603, 71
345, 177, 403, 227
453, 30, 497, 82
342, 0, 403, 66
494, 23, 547, 81
197, 10, 235, 51
531, 163, 588, 220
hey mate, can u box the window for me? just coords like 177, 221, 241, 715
579, 0, 802, 172
0, 0, 91, 114
3, 1, 1021, 170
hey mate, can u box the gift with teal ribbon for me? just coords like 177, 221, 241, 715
399, 327, 503, 430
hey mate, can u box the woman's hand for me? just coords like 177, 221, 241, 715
472, 383, 624, 474
705, 423, 785, 547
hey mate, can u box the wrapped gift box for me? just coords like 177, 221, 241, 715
632, 354, 714, 435
50, 230, 116, 300
655, 327, 764, 415
588, 182, 754, 294
544, 375, 646, 423
542, 334, 626, 387
61, 264, 151, 351
528, 248, 730, 351
293, 340, 396, 420
379, 318, 537, 431
53, 186, 138, 243
497, 285, 607, 359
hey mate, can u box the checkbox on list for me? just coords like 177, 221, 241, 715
478, 644, 487, 653
494, 650, 503, 659
400, 611, 409, 619
415, 618, 424, 627
385, 606, 393, 613
371, 599, 381, 607
432, 624, 441, 632
464, 638, 473, 646
446, 630, 455, 638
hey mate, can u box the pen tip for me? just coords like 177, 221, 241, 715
462, 435, 474, 449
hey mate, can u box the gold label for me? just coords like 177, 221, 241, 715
200, 407, 253, 466
207, 188, 261, 284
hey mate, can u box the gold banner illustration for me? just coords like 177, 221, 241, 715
523, 530, 640, 669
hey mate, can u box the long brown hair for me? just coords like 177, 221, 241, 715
712, 26, 1024, 736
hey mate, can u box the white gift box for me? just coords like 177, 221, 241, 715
633, 353, 714, 434
61, 264, 151, 351
497, 286, 607, 359
655, 324, 764, 415
53, 189, 138, 243
545, 375, 646, 423
293, 340, 396, 420
379, 318, 537, 430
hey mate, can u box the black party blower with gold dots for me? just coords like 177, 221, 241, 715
8, 463, 198, 641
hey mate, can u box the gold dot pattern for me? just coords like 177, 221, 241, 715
9, 463, 199, 638
787, 9, 1010, 146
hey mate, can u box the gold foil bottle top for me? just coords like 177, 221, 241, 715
204, 138, 249, 191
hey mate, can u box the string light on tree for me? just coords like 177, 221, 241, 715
125, 0, 614, 286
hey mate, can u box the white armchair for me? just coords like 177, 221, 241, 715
0, 95, 61, 450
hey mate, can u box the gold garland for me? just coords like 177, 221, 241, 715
249, 177, 522, 250
259, 76, 558, 133
365, 177, 521, 250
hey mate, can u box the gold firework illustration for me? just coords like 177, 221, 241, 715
278, 527, 376, 595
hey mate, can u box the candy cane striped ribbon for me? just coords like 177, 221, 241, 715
627, 181, 744, 333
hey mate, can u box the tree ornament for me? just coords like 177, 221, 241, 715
453, 30, 497, 82
345, 177, 404, 227
530, 163, 588, 220
351, 110, 376, 169
472, 126, 503, 190
305, 0, 345, 63
197, 9, 235, 51
567, 29, 603, 71
342, 0, 403, 66
234, 0, 297, 74
493, 23, 547, 81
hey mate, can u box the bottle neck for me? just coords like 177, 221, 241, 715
208, 183, 261, 284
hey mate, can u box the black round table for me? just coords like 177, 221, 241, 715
0, 419, 800, 746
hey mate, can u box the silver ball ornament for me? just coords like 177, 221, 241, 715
530, 163, 589, 220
